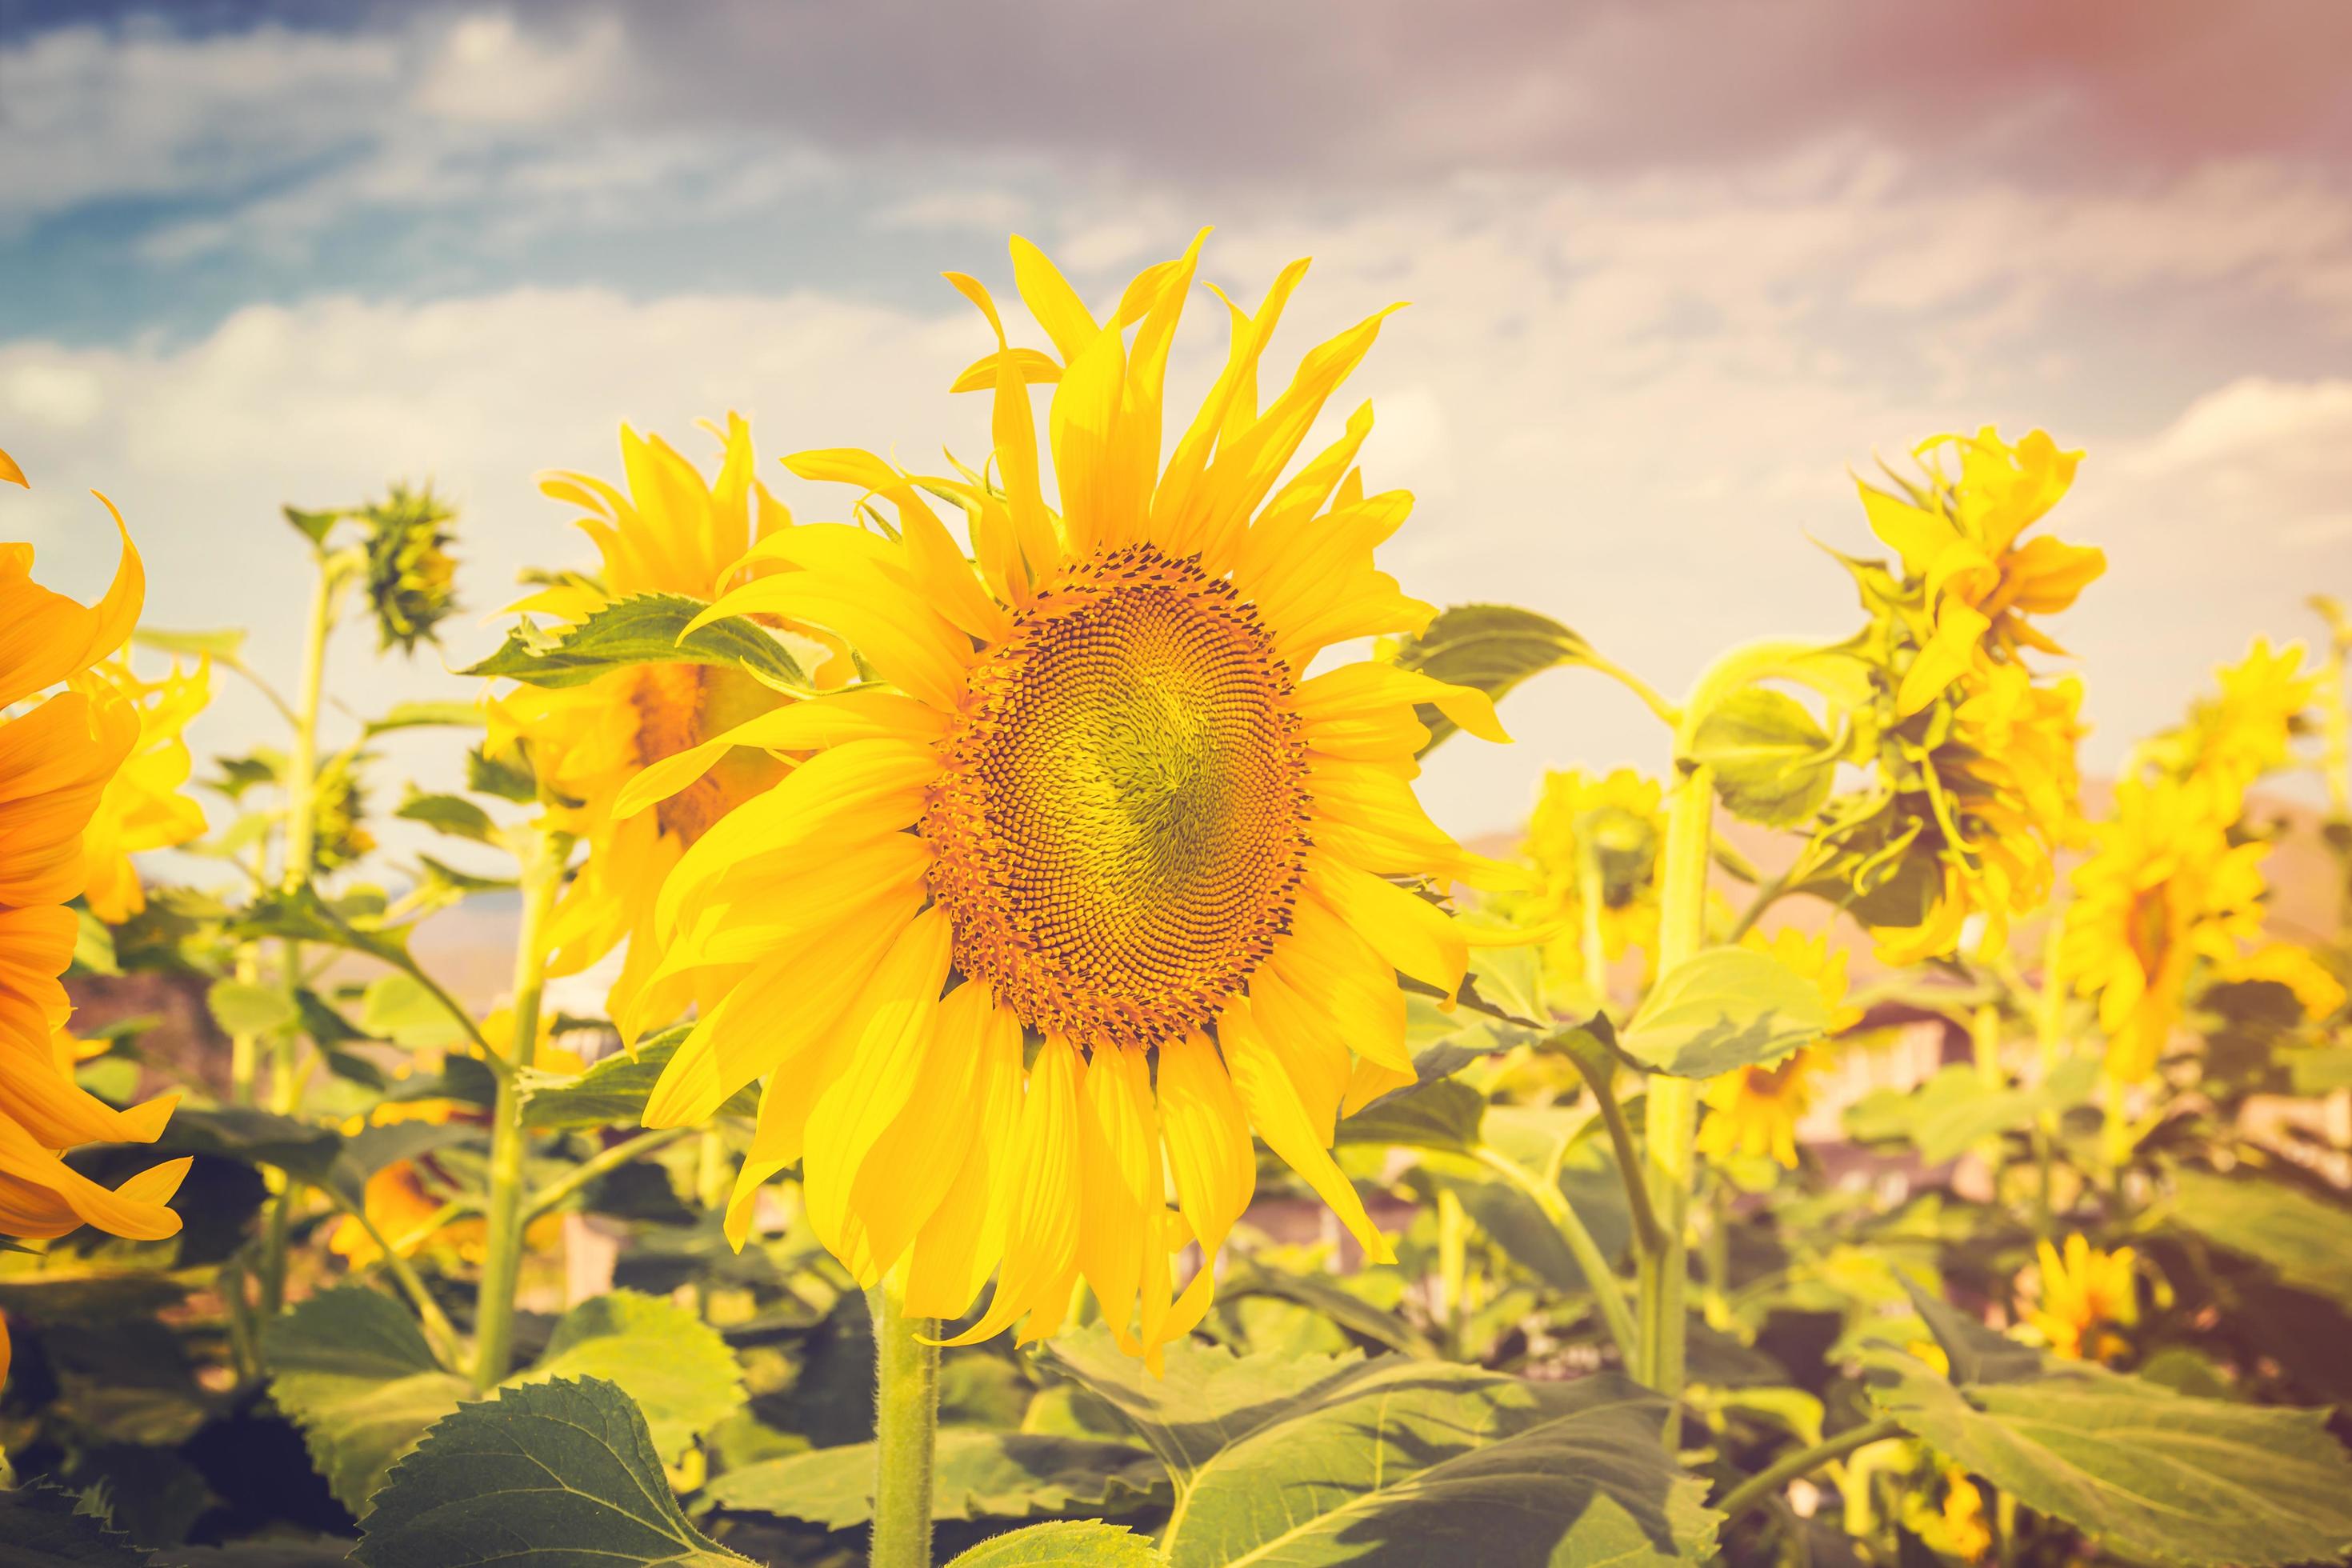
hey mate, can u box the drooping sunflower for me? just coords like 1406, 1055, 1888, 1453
490, 415, 850, 1029
1694, 930, 1858, 1169
0, 466, 193, 1384
618, 235, 1508, 1360
2020, 1234, 2136, 1362
73, 654, 210, 923
2059, 775, 2266, 1082
1858, 427, 2106, 717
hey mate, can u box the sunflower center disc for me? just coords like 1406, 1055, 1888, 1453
925, 543, 1310, 1050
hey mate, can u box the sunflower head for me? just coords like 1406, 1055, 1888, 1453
359, 482, 461, 654
1696, 1047, 1822, 1170
2135, 638, 2315, 814
2023, 1234, 2137, 1362
309, 751, 378, 874
1520, 767, 1664, 980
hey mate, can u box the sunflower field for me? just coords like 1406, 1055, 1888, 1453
3, 236, 2351, 1568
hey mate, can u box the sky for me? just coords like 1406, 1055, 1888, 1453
3, 0, 2350, 858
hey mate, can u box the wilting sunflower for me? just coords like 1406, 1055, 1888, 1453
0, 470, 192, 1383
1520, 766, 1662, 985
618, 235, 1507, 1360
1858, 427, 2105, 717
73, 654, 210, 923
1695, 930, 1858, 1169
2021, 1234, 2136, 1362
2059, 775, 2267, 1082
490, 415, 850, 1030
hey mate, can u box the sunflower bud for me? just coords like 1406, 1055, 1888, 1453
310, 752, 378, 873
360, 483, 459, 654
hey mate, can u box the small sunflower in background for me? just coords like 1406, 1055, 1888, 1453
618, 235, 1510, 1362
1520, 766, 1663, 988
71, 653, 210, 922
1696, 930, 1861, 1170
490, 415, 851, 1031
2146, 638, 2315, 810
359, 482, 461, 654
2021, 1234, 2137, 1362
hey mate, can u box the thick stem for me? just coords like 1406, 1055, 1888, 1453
470, 826, 565, 1390
1637, 762, 1714, 1439
1714, 1414, 1905, 1526
867, 1272, 941, 1568
1472, 1146, 1641, 1369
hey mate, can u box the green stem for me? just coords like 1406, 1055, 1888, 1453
867, 1271, 941, 1568
523, 1126, 693, 1225
1472, 1145, 1641, 1369
1584, 654, 1685, 731
1434, 1184, 1467, 1359
1714, 1414, 1905, 1526
470, 826, 566, 1390
1561, 1043, 1666, 1258
1638, 762, 1714, 1440
324, 1184, 466, 1370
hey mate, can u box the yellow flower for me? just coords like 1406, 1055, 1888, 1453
491, 414, 850, 1032
71, 654, 210, 922
2223, 942, 2347, 1023
1521, 767, 1662, 982
2138, 639, 2314, 815
2059, 775, 2267, 1082
1860, 426, 2105, 717
620, 235, 1509, 1362
1694, 930, 1854, 1169
1940, 1470, 1994, 1562
0, 485, 190, 1294
2022, 1234, 2136, 1362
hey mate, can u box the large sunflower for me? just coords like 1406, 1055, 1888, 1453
1, 462, 192, 1380
490, 415, 850, 1028
616, 236, 1506, 1360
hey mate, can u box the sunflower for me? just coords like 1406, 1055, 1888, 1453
2021, 1234, 2135, 1362
1694, 930, 1856, 1169
616, 235, 1507, 1361
73, 654, 210, 923
2223, 942, 2346, 1023
490, 415, 850, 1030
0, 474, 192, 1389
2137, 638, 2314, 814
1859, 427, 2105, 717
1520, 767, 1662, 985
2059, 775, 2266, 1082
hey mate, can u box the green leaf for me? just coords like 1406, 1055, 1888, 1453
154, 1106, 345, 1186
2166, 1167, 2352, 1301
206, 978, 299, 1038
360, 973, 472, 1051
1220, 1263, 1436, 1358
1897, 1277, 2044, 1386
944, 1522, 1165, 1568
70, 910, 119, 976
706, 1429, 1166, 1527
1044, 1329, 1717, 1566
133, 626, 248, 662
1616, 946, 1828, 1078
354, 1378, 753, 1566
1687, 685, 1838, 828
0, 1484, 149, 1566
283, 505, 344, 547
463, 592, 814, 696
266, 1287, 473, 1516
517, 1026, 752, 1130
327, 1121, 479, 1207
1866, 1352, 2352, 1566
1390, 603, 1594, 753
1333, 1078, 1485, 1155
235, 885, 419, 973
512, 1290, 744, 1461
465, 744, 538, 803
1845, 1057, 2098, 1166
364, 700, 486, 738
392, 790, 497, 845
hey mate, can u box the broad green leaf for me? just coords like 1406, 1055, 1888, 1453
133, 626, 247, 661
154, 1106, 344, 1186
705, 1429, 1166, 1526
945, 1522, 1165, 1568
1045, 1330, 1717, 1567
1333, 1079, 1484, 1155
360, 973, 472, 1051
1390, 603, 1594, 754
518, 1026, 752, 1130
463, 592, 813, 695
206, 978, 298, 1038
1687, 685, 1837, 828
70, 910, 119, 976
465, 744, 538, 803
1866, 1351, 2352, 1566
0, 1484, 148, 1566
1616, 946, 1828, 1078
513, 1290, 743, 1460
2166, 1167, 2352, 1302
364, 700, 486, 738
327, 1121, 479, 1207
1845, 1056, 2097, 1165
392, 790, 496, 844
1898, 1277, 2043, 1386
266, 1287, 472, 1516
1220, 1264, 1436, 1358
354, 1378, 754, 1567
